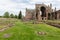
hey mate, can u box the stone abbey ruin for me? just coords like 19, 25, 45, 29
24, 3, 60, 21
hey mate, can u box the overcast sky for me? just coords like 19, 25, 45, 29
0, 0, 60, 16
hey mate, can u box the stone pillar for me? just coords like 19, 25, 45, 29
50, 13, 52, 20
37, 11, 41, 21
51, 13, 55, 20
54, 13, 55, 20
46, 10, 48, 20
57, 13, 59, 20
49, 13, 51, 20
53, 13, 55, 20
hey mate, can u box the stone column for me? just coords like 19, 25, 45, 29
38, 11, 41, 21
57, 13, 59, 20
34, 9, 37, 21
53, 13, 55, 20
50, 13, 52, 20
46, 10, 48, 20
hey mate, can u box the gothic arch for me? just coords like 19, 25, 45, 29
40, 6, 46, 17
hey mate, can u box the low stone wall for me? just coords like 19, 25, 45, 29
44, 21, 60, 28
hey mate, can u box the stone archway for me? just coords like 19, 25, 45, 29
40, 6, 46, 17
40, 6, 46, 20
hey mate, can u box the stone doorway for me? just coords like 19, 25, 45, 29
40, 6, 46, 20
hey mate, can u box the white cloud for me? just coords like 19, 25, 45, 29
30, 0, 53, 3
0, 0, 60, 16
0, 0, 17, 15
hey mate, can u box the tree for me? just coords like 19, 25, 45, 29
0, 16, 2, 18
4, 12, 9, 18
18, 11, 22, 19
10, 13, 14, 18
14, 15, 17, 18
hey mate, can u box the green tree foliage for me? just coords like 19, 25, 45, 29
0, 16, 2, 18
4, 12, 9, 18
18, 11, 22, 19
15, 15, 17, 18
10, 13, 14, 18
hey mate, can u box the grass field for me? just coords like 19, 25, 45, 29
0, 18, 60, 40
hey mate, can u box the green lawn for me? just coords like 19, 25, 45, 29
0, 19, 60, 40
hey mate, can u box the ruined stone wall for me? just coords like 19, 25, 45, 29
35, 4, 52, 20
25, 3, 60, 21
49, 10, 60, 20
25, 8, 35, 21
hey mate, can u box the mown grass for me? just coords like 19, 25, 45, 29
0, 19, 60, 40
